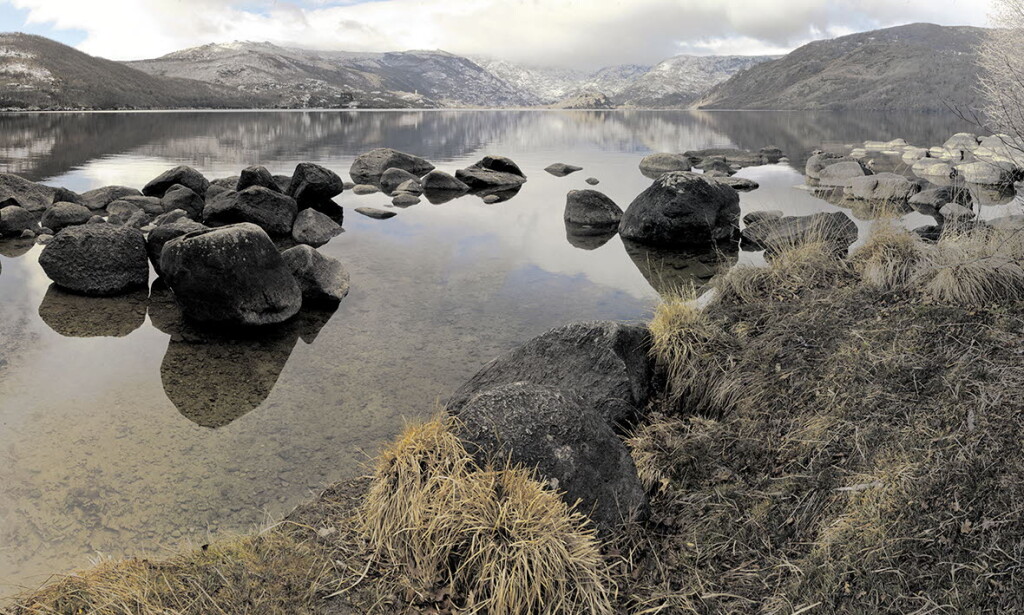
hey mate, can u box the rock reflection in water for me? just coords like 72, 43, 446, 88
38, 284, 148, 338
0, 237, 34, 258
565, 221, 617, 251
149, 280, 337, 428
622, 239, 738, 295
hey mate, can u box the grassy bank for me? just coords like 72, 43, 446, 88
9, 222, 1024, 613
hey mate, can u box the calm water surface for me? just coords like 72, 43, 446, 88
0, 110, 981, 593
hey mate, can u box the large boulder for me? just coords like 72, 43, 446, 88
203, 186, 298, 236
618, 171, 740, 248
160, 223, 302, 325
291, 208, 343, 248
741, 211, 858, 254
684, 148, 763, 167
846, 172, 921, 202
286, 163, 344, 208
236, 166, 281, 193
818, 161, 870, 185
455, 382, 649, 533
955, 161, 1020, 186
0, 173, 55, 212
281, 244, 350, 305
805, 152, 855, 179
80, 185, 142, 211
421, 170, 470, 193
146, 220, 208, 276
41, 202, 91, 233
143, 166, 210, 198
350, 148, 435, 184
0, 205, 36, 237
639, 153, 692, 179
564, 189, 622, 235
447, 321, 655, 427
909, 187, 955, 216
38, 224, 148, 296
380, 167, 421, 195
116, 195, 165, 215
161, 184, 205, 219
455, 156, 527, 190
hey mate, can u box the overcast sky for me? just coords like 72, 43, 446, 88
0, 0, 994, 69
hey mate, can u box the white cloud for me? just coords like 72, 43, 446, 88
3, 0, 996, 68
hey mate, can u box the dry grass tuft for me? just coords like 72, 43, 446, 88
851, 223, 926, 291
648, 292, 745, 418
626, 415, 723, 493
715, 240, 853, 305
357, 416, 614, 615
912, 227, 1024, 305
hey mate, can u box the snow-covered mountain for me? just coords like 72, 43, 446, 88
613, 55, 779, 107
470, 57, 650, 104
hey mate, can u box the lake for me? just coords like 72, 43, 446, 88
0, 109, 981, 594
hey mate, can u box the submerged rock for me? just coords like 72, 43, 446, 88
160, 223, 302, 326
350, 148, 435, 184
618, 171, 740, 248
281, 245, 350, 305
143, 165, 210, 199
392, 193, 421, 207
351, 183, 380, 195
455, 382, 648, 534
741, 211, 858, 255
545, 163, 583, 177
564, 189, 622, 234
39, 224, 149, 296
447, 321, 655, 427
355, 207, 396, 220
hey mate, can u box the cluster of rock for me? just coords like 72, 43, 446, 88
2, 163, 350, 327
805, 132, 1024, 238
446, 321, 656, 533
348, 148, 529, 214
561, 145, 786, 253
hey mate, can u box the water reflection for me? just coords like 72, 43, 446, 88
622, 240, 738, 295
149, 280, 337, 428
0, 238, 34, 259
565, 223, 617, 251
38, 285, 148, 338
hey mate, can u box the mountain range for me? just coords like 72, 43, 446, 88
0, 23, 986, 112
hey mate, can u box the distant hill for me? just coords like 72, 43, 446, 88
694, 23, 985, 111
471, 58, 651, 105
129, 43, 535, 109
613, 55, 777, 108
0, 33, 261, 110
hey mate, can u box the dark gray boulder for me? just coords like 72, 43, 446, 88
161, 184, 205, 219
683, 148, 763, 167
116, 195, 165, 215
380, 167, 420, 194
0, 173, 55, 212
743, 210, 783, 226
80, 185, 142, 211
0, 206, 36, 237
455, 156, 527, 190
909, 187, 955, 216
711, 175, 759, 191
146, 220, 208, 276
759, 146, 785, 163
153, 209, 190, 226
805, 152, 856, 179
286, 163, 344, 208
38, 224, 148, 296
564, 189, 622, 234
106, 199, 140, 219
86, 215, 105, 225
281, 244, 350, 305
586, 177, 600, 185
203, 186, 297, 236
143, 166, 210, 198
350, 148, 435, 184
124, 210, 151, 229
618, 171, 740, 248
545, 163, 583, 177
639, 153, 691, 179
236, 166, 281, 193
455, 382, 648, 533
291, 208, 343, 248
697, 157, 734, 176
447, 321, 654, 427
396, 179, 423, 196
351, 184, 380, 195
422, 170, 470, 193
741, 211, 858, 254
51, 187, 84, 206
392, 193, 421, 207
41, 202, 91, 233
160, 223, 302, 325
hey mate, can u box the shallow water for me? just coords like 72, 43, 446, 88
0, 109, 983, 593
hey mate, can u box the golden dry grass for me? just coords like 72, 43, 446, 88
912, 227, 1024, 305
850, 222, 926, 291
715, 240, 853, 305
357, 415, 614, 615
